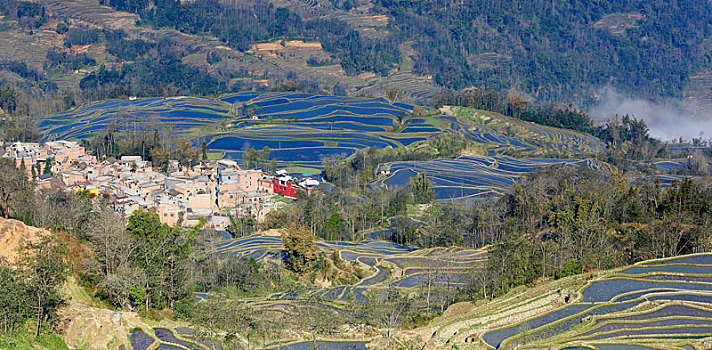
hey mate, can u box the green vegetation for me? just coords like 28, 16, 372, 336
0, 236, 67, 340
0, 329, 69, 350
79, 0, 712, 104
79, 209, 195, 310
484, 166, 712, 297
125, 211, 194, 310
438, 89, 598, 135
0, 86, 17, 113
81, 127, 200, 169
380, 0, 712, 102
103, 0, 399, 76
0, 0, 47, 30
242, 146, 271, 170
281, 223, 319, 273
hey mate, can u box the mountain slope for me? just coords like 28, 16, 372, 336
3, 0, 710, 114
414, 253, 712, 349
376, 0, 712, 104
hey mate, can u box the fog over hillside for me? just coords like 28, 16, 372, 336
591, 88, 712, 142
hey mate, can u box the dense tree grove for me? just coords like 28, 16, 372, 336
483, 166, 712, 297
0, 87, 17, 113
0, 0, 47, 30
376, 0, 712, 102
78, 56, 225, 99
281, 223, 318, 273
63, 27, 100, 47
96, 0, 712, 102
0, 61, 47, 85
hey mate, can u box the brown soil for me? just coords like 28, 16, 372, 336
0, 217, 46, 265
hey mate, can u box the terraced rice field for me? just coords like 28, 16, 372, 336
35, 92, 604, 172
445, 106, 604, 156
128, 328, 220, 350
213, 233, 486, 306
479, 253, 712, 349
375, 155, 614, 202
646, 159, 712, 175
272, 340, 367, 349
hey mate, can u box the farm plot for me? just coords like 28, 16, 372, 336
214, 233, 485, 308
36, 92, 606, 173
375, 155, 613, 202
444, 106, 604, 156
129, 328, 214, 350
637, 159, 712, 176
36, 97, 232, 140
479, 253, 712, 349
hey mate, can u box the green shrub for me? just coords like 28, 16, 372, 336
558, 259, 583, 278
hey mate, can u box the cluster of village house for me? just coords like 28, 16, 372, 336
1, 140, 319, 231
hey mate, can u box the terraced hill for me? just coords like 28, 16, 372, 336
36, 92, 604, 171
211, 233, 486, 309
425, 253, 712, 349
179, 232, 487, 348
376, 156, 613, 202
648, 160, 712, 176
34, 92, 619, 201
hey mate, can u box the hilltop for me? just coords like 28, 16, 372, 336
2, 0, 712, 117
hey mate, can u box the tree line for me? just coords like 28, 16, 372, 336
479, 166, 712, 298
79, 122, 201, 171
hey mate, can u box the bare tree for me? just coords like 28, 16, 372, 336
35, 190, 91, 236
0, 159, 32, 219
470, 267, 493, 300
376, 283, 410, 341
85, 208, 137, 307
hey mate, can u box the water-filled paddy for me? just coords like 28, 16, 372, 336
275, 341, 367, 349
482, 254, 712, 349
376, 155, 609, 201
581, 278, 712, 303
37, 92, 604, 175
620, 264, 712, 275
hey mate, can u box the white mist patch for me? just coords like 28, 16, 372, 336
590, 89, 712, 142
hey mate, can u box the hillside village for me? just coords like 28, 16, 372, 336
0, 140, 320, 231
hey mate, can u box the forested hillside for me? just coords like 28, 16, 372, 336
1, 0, 708, 113
104, 0, 712, 103
102, 0, 400, 76
377, 0, 712, 102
